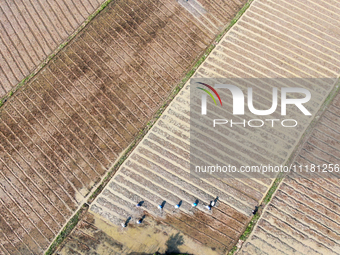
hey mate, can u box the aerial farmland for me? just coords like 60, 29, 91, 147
0, 0, 339, 255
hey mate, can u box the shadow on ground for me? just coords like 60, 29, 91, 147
128, 232, 191, 255
165, 233, 185, 254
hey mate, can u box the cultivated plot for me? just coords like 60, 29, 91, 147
0, 0, 242, 254
0, 0, 103, 96
59, 0, 340, 254
239, 92, 340, 255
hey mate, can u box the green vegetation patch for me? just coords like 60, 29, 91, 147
45, 204, 88, 255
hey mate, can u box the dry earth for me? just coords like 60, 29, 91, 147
239, 91, 340, 255
0, 0, 104, 97
0, 0, 243, 254
56, 0, 340, 254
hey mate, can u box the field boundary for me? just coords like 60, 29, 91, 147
45, 0, 255, 254
229, 78, 340, 255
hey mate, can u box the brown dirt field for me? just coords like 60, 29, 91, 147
57, 206, 249, 255
239, 95, 340, 255
0, 0, 103, 97
0, 0, 245, 254
57, 0, 340, 253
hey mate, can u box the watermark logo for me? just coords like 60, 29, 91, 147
190, 78, 331, 179
198, 83, 311, 116
196, 82, 222, 111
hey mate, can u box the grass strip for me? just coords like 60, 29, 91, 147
45, 204, 88, 255
228, 79, 340, 255
227, 173, 284, 255
44, 0, 255, 253
88, 0, 255, 204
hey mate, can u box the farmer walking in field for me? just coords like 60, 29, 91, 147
206, 196, 219, 211
211, 196, 219, 207
174, 200, 182, 209
122, 216, 131, 228
192, 199, 199, 207
137, 215, 146, 224
158, 201, 166, 210
136, 201, 144, 207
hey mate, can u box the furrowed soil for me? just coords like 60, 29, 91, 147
0, 0, 245, 254
0, 0, 103, 97
239, 92, 340, 255
56, 0, 340, 254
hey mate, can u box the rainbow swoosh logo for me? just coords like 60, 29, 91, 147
196, 82, 222, 106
